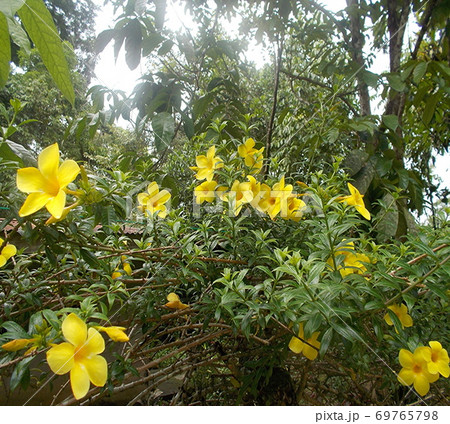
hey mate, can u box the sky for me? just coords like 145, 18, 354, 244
91, 0, 449, 188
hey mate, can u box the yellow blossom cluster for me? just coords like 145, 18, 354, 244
191, 140, 306, 220
398, 342, 449, 396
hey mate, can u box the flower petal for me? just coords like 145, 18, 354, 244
45, 190, 66, 219
196, 155, 208, 168
62, 313, 87, 348
70, 361, 90, 400
399, 349, 414, 368
288, 336, 304, 354
19, 192, 53, 217
57, 160, 80, 188
16, 167, 47, 193
82, 354, 108, 387
38, 143, 60, 180
1, 245, 17, 260
84, 328, 105, 355
397, 368, 414, 386
413, 374, 430, 397
46, 342, 75, 375
137, 193, 149, 206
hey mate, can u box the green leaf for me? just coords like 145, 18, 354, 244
362, 70, 379, 88
0, 12, 10, 87
18, 0, 75, 105
382, 114, 399, 131
124, 20, 142, 70
152, 112, 174, 153
0, 141, 23, 165
413, 62, 428, 85
386, 74, 405, 92
158, 39, 174, 55
2, 321, 30, 338
95, 29, 114, 54
330, 322, 362, 342
7, 15, 31, 54
0, 0, 25, 17
80, 248, 101, 269
422, 92, 441, 126
42, 309, 60, 329
10, 357, 33, 391
142, 32, 164, 56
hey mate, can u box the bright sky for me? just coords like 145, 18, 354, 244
91, 0, 449, 189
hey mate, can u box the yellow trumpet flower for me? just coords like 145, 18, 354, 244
46, 313, 107, 400
137, 182, 171, 218
165, 292, 189, 310
190, 146, 223, 181
339, 183, 371, 220
16, 143, 80, 219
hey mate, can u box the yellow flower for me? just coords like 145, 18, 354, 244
398, 348, 439, 396
238, 139, 265, 173
16, 143, 80, 219
2, 338, 38, 355
228, 179, 254, 216
194, 180, 218, 204
327, 241, 370, 277
95, 326, 129, 342
190, 146, 223, 181
285, 196, 306, 222
288, 323, 320, 360
384, 304, 413, 329
0, 238, 17, 268
46, 313, 107, 400
260, 176, 293, 220
112, 256, 132, 279
419, 342, 450, 378
238, 138, 258, 159
339, 183, 371, 220
252, 182, 271, 213
137, 182, 171, 218
165, 292, 189, 310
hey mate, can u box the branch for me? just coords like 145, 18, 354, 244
282, 70, 359, 115
412, 0, 439, 60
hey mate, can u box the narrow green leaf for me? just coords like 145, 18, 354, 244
422, 92, 441, 126
0, 12, 11, 87
18, 0, 74, 105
